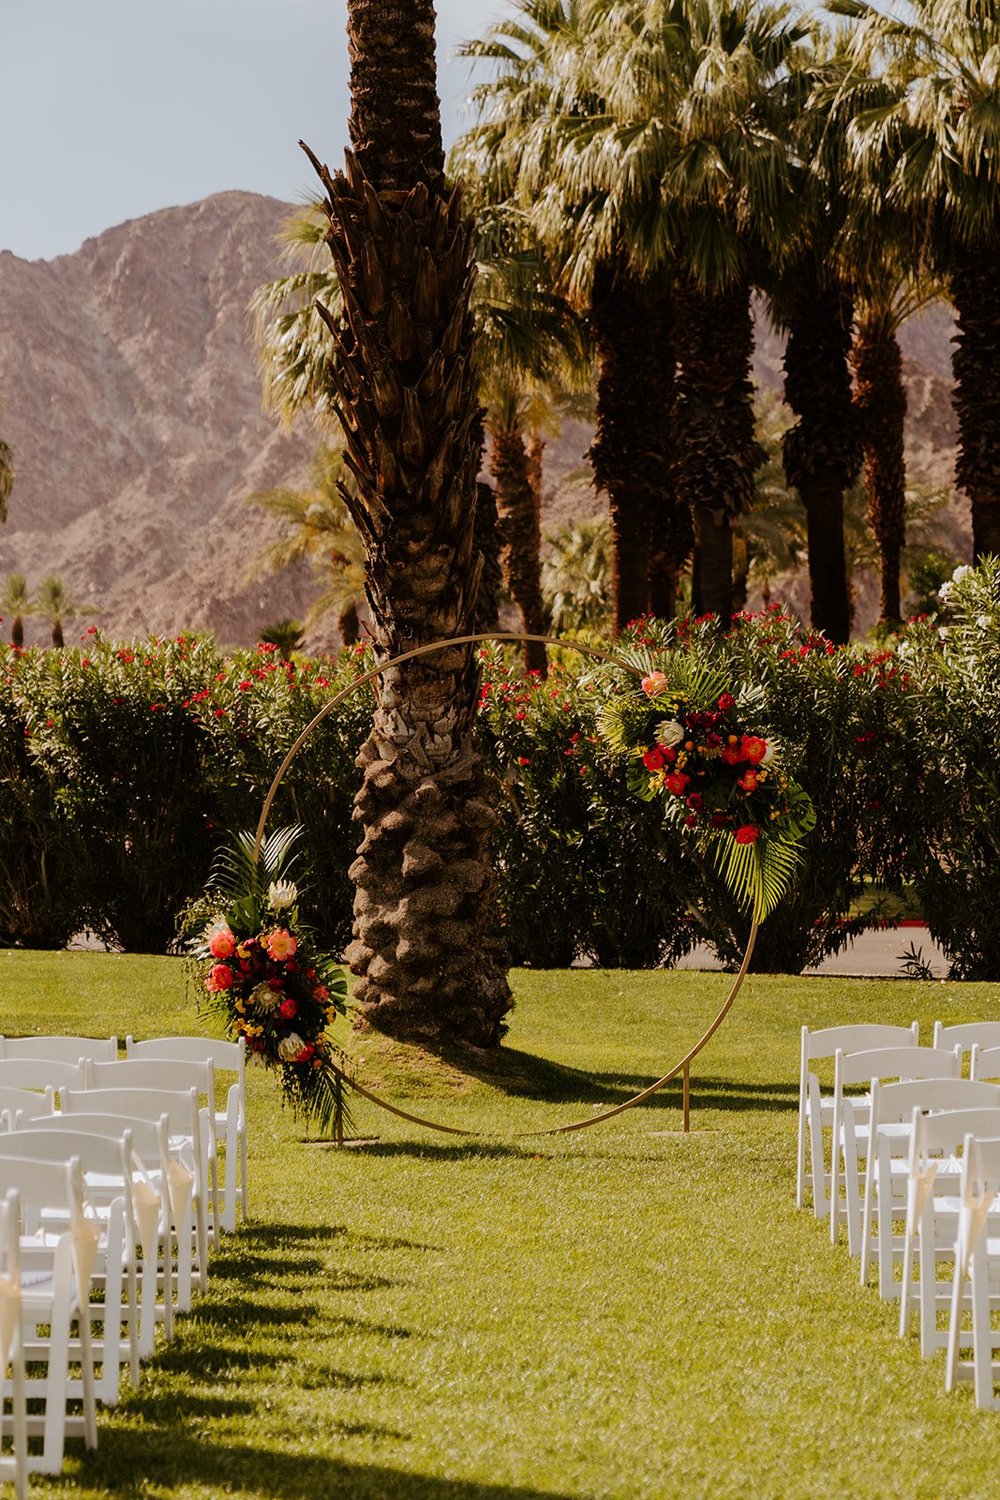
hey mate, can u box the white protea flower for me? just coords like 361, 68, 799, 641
268, 880, 298, 914
761, 737, 782, 766
655, 719, 684, 748
278, 1033, 306, 1062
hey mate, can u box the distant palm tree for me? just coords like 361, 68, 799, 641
33, 575, 99, 648
246, 446, 366, 646
1, 573, 30, 647
258, 619, 305, 661
839, 0, 1000, 557
541, 516, 612, 634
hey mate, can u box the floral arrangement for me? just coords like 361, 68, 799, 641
598, 655, 815, 919
188, 827, 351, 1131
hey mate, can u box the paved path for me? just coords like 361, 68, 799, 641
676, 924, 949, 979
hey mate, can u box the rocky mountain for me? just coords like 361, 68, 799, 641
0, 191, 966, 647
0, 192, 321, 649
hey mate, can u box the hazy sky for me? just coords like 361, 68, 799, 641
1, 0, 507, 262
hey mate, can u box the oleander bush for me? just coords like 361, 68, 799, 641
0, 562, 998, 977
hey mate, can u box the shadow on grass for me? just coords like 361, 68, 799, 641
75, 1432, 580, 1500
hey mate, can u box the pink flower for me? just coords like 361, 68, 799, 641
206, 963, 234, 992
641, 671, 668, 697
206, 923, 236, 960
265, 928, 297, 962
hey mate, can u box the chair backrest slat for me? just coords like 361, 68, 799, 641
934, 1022, 1000, 1056
835, 1044, 961, 1089
0, 1035, 117, 1063
0, 1059, 87, 1092
873, 1076, 1000, 1126
803, 1022, 919, 1064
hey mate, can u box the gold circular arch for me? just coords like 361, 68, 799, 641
253, 632, 758, 1140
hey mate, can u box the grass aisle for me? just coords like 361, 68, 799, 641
3, 952, 1000, 1498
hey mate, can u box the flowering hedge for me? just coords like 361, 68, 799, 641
1, 565, 999, 978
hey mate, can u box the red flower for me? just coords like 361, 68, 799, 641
721, 746, 744, 765
741, 736, 767, 765
683, 814, 698, 827
717, 693, 735, 712
642, 746, 666, 771
663, 771, 690, 796
686, 793, 704, 811
734, 825, 759, 845
738, 770, 759, 792
709, 814, 730, 829
279, 998, 298, 1020
206, 963, 234, 992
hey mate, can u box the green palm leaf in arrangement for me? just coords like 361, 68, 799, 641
598, 653, 815, 919
187, 827, 353, 1136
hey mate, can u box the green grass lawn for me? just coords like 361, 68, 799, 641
3, 951, 1000, 1498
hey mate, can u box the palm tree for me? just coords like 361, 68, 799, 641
0, 410, 12, 525
246, 446, 366, 645
459, 1, 687, 632
300, 0, 511, 1045
541, 515, 613, 633
852, 276, 941, 626
763, 36, 865, 645
1, 574, 30, 648
837, 0, 1000, 558
259, 619, 305, 660
33, 576, 99, 649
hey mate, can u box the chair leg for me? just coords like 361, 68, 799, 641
945, 1257, 966, 1393
971, 1255, 996, 1410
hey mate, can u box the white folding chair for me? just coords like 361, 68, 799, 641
88, 1059, 220, 1248
28, 1113, 175, 1358
946, 1134, 1000, 1408
860, 1077, 1000, 1299
0, 1159, 99, 1474
0, 1194, 28, 1500
934, 1022, 1000, 1061
0, 1037, 117, 1065
127, 1035, 248, 1231
0, 1060, 88, 1094
0, 1129, 138, 1405
61, 1087, 205, 1307
830, 1045, 961, 1255
0, 1085, 55, 1131
900, 1105, 1000, 1357
971, 1045, 1000, 1083
797, 1023, 919, 1218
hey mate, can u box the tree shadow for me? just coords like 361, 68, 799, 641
74, 1431, 581, 1500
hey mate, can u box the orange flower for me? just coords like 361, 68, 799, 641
265, 928, 298, 962
640, 671, 668, 696
742, 736, 768, 765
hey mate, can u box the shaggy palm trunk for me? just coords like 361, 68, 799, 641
951, 247, 1000, 559
473, 481, 502, 635
336, 600, 360, 647
853, 312, 906, 626
306, 0, 511, 1044
51, 619, 64, 649
10, 615, 22, 649
674, 275, 761, 621
589, 257, 666, 632
646, 287, 692, 622
782, 267, 860, 645
489, 425, 547, 674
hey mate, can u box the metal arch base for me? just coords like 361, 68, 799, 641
253, 631, 759, 1140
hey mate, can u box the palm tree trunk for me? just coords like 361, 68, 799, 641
589, 256, 662, 633
11, 615, 22, 649
782, 264, 861, 644
51, 619, 64, 649
489, 425, 547, 674
853, 311, 906, 626
674, 275, 761, 622
336, 601, 360, 647
646, 286, 692, 622
473, 481, 502, 635
951, 247, 1000, 559
304, 0, 511, 1046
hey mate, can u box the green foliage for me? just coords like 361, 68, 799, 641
3, 566, 1000, 976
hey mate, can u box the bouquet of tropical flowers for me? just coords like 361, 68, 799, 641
598, 656, 815, 919
187, 828, 351, 1132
